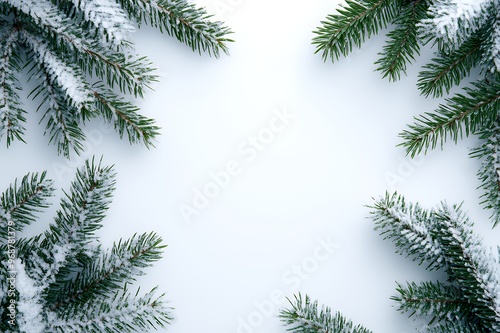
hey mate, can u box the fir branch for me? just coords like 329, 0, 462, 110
47, 232, 165, 309
0, 158, 171, 332
470, 119, 500, 227
24, 44, 88, 156
419, 0, 493, 45
400, 73, 500, 157
370, 192, 445, 270
417, 31, 484, 97
92, 86, 160, 147
280, 293, 372, 333
313, 0, 399, 62
375, 0, 428, 81
118, 0, 233, 57
432, 203, 500, 330
0, 171, 54, 239
42, 157, 115, 250
0, 23, 26, 147
489, 8, 500, 72
50, 287, 171, 333
392, 281, 475, 327
62, 0, 136, 47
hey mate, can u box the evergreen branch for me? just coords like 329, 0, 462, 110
280, 293, 372, 333
419, 0, 493, 44
432, 203, 500, 330
42, 157, 115, 249
61, 0, 135, 46
48, 232, 165, 308
417, 31, 484, 97
313, 0, 399, 62
93, 86, 160, 147
392, 281, 475, 326
470, 119, 500, 227
489, 8, 500, 72
118, 0, 233, 57
0, 171, 54, 240
28, 59, 87, 157
370, 192, 445, 270
400, 74, 500, 157
12, 1, 156, 98
0, 24, 26, 147
50, 287, 172, 333
375, 0, 428, 81
0, 159, 172, 332
21, 31, 93, 111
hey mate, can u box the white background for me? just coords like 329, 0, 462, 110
2, 1, 500, 332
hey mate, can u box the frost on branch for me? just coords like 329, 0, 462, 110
0, 158, 171, 333
0, 0, 232, 156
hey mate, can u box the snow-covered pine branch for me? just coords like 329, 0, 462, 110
419, 0, 493, 44
0, 158, 171, 332
118, 0, 233, 57
0, 24, 25, 147
371, 192, 445, 270
0, 0, 232, 156
66, 0, 136, 46
279, 293, 372, 333
433, 203, 500, 331
470, 119, 500, 227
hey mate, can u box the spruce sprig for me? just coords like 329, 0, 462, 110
0, 0, 232, 156
280, 293, 372, 333
372, 193, 500, 332
0, 158, 171, 333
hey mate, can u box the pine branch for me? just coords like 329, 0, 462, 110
417, 30, 484, 97
41, 157, 115, 253
370, 192, 445, 270
313, 0, 399, 62
419, 0, 493, 45
47, 232, 165, 308
432, 203, 500, 331
400, 73, 500, 157
51, 287, 171, 333
1, 0, 231, 155
118, 0, 233, 57
368, 194, 500, 331
59, 0, 136, 47
0, 23, 26, 147
392, 281, 475, 327
92, 86, 160, 147
280, 293, 372, 333
375, 0, 428, 81
470, 119, 500, 227
0, 171, 54, 239
0, 158, 171, 332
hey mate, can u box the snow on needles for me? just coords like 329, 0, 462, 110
421, 0, 491, 41
22, 33, 92, 110
71, 0, 135, 45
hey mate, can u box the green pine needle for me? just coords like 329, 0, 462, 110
0, 158, 171, 333
280, 293, 372, 333
400, 73, 500, 157
313, 0, 399, 62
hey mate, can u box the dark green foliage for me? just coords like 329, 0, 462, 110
313, 0, 399, 62
280, 293, 372, 333
314, 0, 500, 226
279, 193, 500, 333
0, 0, 232, 157
0, 158, 171, 333
371, 192, 500, 332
